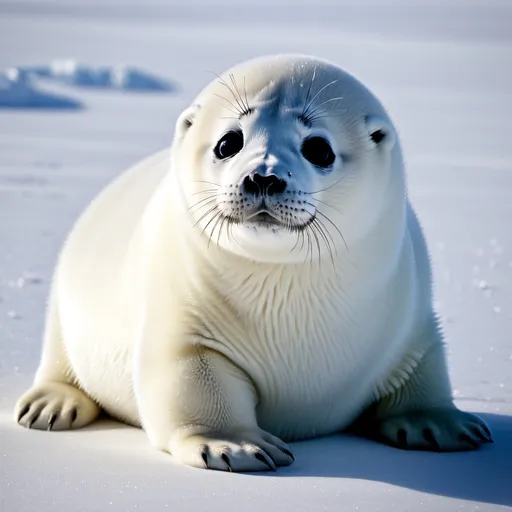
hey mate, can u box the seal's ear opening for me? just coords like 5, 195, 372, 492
365, 116, 396, 151
175, 105, 200, 140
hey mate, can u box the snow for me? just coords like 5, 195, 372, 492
0, 0, 511, 510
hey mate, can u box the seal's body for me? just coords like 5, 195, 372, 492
15, 55, 491, 471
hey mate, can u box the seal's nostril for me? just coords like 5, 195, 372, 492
242, 173, 287, 197
242, 175, 261, 196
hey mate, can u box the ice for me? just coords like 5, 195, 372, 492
29, 59, 175, 91
0, 60, 173, 109
0, 67, 82, 109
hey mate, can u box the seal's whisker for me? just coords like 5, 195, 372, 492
208, 211, 225, 249
192, 180, 221, 187
308, 217, 323, 265
212, 94, 241, 116
307, 113, 349, 122
211, 72, 244, 116
216, 214, 229, 247
229, 218, 244, 250
230, 73, 250, 114
307, 224, 315, 268
184, 200, 219, 223
311, 217, 335, 265
306, 204, 348, 252
229, 73, 248, 115
193, 204, 220, 230
289, 221, 302, 254
302, 226, 309, 263
302, 80, 339, 120
300, 67, 317, 119
223, 215, 231, 245
303, 224, 313, 266
311, 110, 347, 121
306, 175, 346, 195
186, 195, 219, 215
308, 196, 342, 214
314, 215, 338, 259
314, 209, 346, 246
305, 96, 344, 119
192, 189, 219, 196
203, 209, 222, 242
225, 218, 231, 245
243, 76, 251, 115
186, 203, 218, 223
299, 225, 306, 252
208, 212, 224, 247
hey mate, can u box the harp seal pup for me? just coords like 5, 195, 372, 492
14, 54, 492, 472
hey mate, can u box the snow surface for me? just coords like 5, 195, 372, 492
1, 0, 511, 510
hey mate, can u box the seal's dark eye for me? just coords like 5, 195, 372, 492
370, 129, 386, 144
301, 137, 335, 168
214, 130, 244, 160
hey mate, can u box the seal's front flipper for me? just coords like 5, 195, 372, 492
171, 428, 294, 472
15, 382, 100, 431
362, 406, 492, 451
352, 321, 492, 452
14, 280, 100, 432
135, 343, 294, 472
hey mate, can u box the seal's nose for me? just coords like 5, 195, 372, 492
242, 173, 287, 197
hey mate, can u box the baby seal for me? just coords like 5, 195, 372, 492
14, 54, 492, 471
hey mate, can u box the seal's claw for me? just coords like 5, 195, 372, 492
469, 427, 488, 443
221, 453, 233, 472
481, 424, 493, 441
69, 408, 78, 426
17, 404, 30, 423
47, 413, 57, 431
458, 433, 480, 449
200, 446, 210, 469
422, 428, 440, 450
397, 428, 408, 448
255, 451, 277, 472
278, 446, 295, 461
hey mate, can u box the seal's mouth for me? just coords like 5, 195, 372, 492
245, 210, 282, 227
240, 208, 317, 232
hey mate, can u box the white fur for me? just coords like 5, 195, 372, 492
15, 55, 491, 471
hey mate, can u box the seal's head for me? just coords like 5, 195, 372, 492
173, 54, 405, 264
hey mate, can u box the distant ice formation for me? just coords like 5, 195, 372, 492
0, 68, 83, 110
0, 60, 174, 109
29, 60, 175, 92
